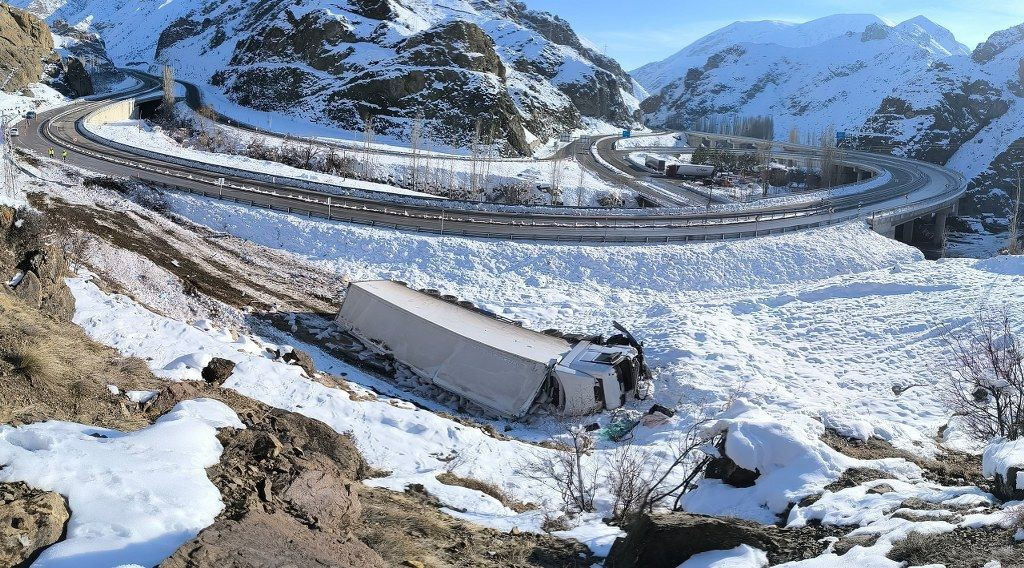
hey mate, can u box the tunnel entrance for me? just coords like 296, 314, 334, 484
135, 98, 162, 120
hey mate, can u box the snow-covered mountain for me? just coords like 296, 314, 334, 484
633, 14, 1024, 216
14, 0, 641, 154
635, 14, 969, 135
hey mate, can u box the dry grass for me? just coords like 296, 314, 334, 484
1007, 505, 1024, 531
355, 485, 592, 568
0, 292, 162, 430
436, 472, 537, 513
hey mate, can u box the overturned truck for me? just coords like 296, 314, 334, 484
336, 281, 651, 418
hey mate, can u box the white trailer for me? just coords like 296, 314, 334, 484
336, 281, 647, 418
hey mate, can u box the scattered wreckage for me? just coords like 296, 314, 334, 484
335, 280, 653, 419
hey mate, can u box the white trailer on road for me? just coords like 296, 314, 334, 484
336, 281, 648, 418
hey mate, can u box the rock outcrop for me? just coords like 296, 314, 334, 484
2, 208, 75, 322
162, 407, 384, 567
605, 513, 829, 568
0, 4, 54, 92
0, 482, 69, 567
24, 0, 640, 155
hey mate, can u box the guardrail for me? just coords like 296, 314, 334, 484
38, 80, 969, 243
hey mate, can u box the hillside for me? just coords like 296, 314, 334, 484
634, 14, 1024, 217
14, 0, 641, 155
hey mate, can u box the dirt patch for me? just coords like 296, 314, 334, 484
30, 193, 339, 314
821, 429, 989, 490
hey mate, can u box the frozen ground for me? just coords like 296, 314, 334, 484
0, 399, 242, 568
163, 194, 1024, 460
8, 150, 1024, 564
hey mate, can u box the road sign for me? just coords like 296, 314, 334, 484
622, 130, 632, 138
836, 131, 847, 143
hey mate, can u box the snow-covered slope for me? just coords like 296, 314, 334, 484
631, 14, 949, 94
636, 15, 968, 136
634, 14, 1024, 216
14, 0, 640, 155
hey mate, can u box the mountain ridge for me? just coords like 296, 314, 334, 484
15, 0, 641, 155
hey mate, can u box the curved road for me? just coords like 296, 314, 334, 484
13, 73, 966, 244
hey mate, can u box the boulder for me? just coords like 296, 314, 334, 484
605, 513, 778, 568
0, 482, 69, 567
992, 469, 1024, 502
705, 437, 760, 488
201, 357, 236, 385
283, 461, 362, 531
145, 382, 207, 417
39, 284, 75, 323
11, 270, 43, 308
161, 509, 386, 568
282, 347, 316, 376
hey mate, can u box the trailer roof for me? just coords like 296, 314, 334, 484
348, 281, 572, 365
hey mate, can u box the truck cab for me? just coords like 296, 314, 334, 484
550, 341, 641, 415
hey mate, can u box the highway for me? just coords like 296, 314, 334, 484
12, 72, 967, 244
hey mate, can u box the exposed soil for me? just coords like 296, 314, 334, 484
30, 192, 340, 314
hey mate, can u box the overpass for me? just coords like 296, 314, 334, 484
12, 72, 967, 245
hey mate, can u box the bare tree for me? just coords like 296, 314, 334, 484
159, 65, 176, 122
604, 421, 715, 524
943, 309, 1024, 442
522, 425, 597, 516
409, 111, 424, 191
819, 127, 839, 189
755, 141, 773, 197
1009, 168, 1022, 255
361, 113, 375, 180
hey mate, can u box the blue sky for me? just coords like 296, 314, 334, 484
523, 0, 1024, 70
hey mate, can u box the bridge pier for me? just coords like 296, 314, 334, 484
933, 208, 949, 246
898, 221, 915, 244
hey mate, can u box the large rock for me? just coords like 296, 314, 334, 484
282, 459, 362, 531
705, 437, 760, 488
10, 246, 76, 322
0, 5, 54, 92
60, 57, 94, 97
161, 509, 386, 568
11, 270, 43, 307
605, 513, 778, 568
281, 347, 315, 376
201, 357, 236, 386
0, 482, 69, 567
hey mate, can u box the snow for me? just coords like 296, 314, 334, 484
0, 399, 241, 568
23, 150, 1024, 560
89, 118, 443, 199
633, 15, 966, 94
678, 544, 768, 568
983, 438, 1024, 488
681, 400, 922, 523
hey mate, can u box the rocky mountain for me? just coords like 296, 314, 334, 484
634, 14, 1024, 216
0, 3, 55, 92
15, 0, 641, 155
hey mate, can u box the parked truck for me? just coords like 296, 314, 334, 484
645, 156, 667, 172
336, 280, 651, 418
666, 163, 716, 179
